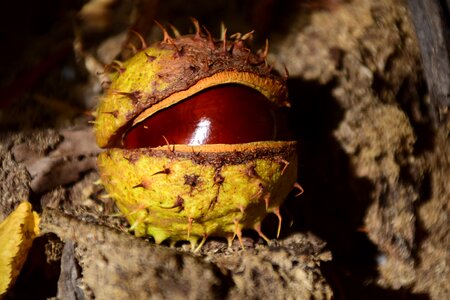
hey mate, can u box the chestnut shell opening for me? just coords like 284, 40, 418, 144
123, 84, 290, 149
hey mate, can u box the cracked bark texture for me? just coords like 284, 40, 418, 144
0, 0, 448, 299
40, 209, 332, 299
270, 0, 449, 298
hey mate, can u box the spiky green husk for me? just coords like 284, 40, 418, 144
94, 28, 298, 248
98, 142, 297, 246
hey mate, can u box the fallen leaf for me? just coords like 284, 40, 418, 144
0, 202, 40, 297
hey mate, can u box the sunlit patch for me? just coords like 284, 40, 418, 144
189, 118, 211, 145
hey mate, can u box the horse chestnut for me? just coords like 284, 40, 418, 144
124, 84, 283, 148
94, 22, 299, 249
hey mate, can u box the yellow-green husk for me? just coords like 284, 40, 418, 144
94, 30, 298, 246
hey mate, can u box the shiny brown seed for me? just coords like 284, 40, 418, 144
124, 84, 281, 148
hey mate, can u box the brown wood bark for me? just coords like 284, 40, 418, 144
407, 0, 450, 123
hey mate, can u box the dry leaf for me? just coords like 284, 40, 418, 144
0, 201, 40, 297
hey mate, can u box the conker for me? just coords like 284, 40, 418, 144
94, 23, 300, 249
124, 84, 280, 148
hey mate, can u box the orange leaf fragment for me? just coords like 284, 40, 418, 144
0, 202, 40, 296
